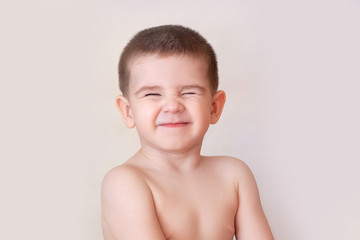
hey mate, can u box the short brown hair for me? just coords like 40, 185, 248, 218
118, 25, 218, 96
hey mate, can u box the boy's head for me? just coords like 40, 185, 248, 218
118, 25, 218, 97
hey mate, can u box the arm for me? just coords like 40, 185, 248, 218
235, 163, 273, 240
101, 166, 166, 240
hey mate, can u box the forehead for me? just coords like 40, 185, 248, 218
128, 54, 210, 91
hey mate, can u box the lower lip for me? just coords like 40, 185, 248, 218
158, 123, 189, 128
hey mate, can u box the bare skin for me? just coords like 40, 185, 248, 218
102, 151, 273, 240
101, 54, 273, 240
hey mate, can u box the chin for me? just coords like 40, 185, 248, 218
159, 141, 202, 154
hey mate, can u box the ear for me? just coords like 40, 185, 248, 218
115, 95, 135, 128
210, 90, 226, 124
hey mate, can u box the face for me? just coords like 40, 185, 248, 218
117, 54, 225, 154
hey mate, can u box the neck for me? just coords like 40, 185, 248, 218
137, 144, 203, 173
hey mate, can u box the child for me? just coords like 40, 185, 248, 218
101, 25, 273, 240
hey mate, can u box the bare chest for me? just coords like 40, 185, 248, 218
147, 174, 238, 240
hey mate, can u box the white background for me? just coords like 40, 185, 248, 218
1, 0, 359, 239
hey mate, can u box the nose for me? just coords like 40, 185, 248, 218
162, 96, 184, 113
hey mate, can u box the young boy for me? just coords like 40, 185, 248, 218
101, 25, 273, 240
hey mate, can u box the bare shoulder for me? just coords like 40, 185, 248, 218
211, 156, 259, 197
101, 163, 150, 206
102, 163, 146, 192
101, 164, 166, 240
204, 155, 255, 183
204, 156, 273, 239
101, 163, 151, 222
206, 156, 273, 239
204, 155, 249, 168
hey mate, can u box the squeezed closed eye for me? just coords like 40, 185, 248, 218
182, 92, 196, 95
144, 93, 161, 97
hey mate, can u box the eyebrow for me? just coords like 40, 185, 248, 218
134, 84, 207, 96
134, 86, 162, 96
181, 85, 206, 92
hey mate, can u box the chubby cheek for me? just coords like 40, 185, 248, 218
192, 103, 212, 126
132, 103, 159, 128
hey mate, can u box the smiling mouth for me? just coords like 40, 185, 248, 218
158, 122, 190, 128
